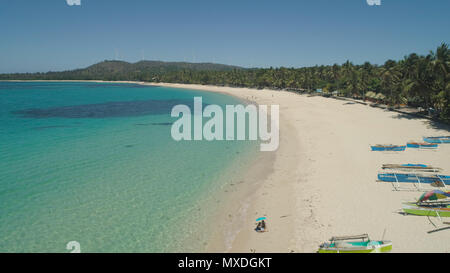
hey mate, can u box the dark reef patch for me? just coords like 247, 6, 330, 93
32, 125, 71, 130
134, 123, 151, 126
151, 122, 173, 126
84, 83, 152, 89
12, 99, 194, 119
135, 122, 174, 126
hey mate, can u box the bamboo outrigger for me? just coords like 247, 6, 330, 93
382, 164, 442, 173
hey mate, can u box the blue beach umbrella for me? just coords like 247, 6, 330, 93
256, 217, 266, 222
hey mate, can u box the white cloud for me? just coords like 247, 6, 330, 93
66, 0, 81, 6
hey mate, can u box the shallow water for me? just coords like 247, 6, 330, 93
0, 81, 258, 252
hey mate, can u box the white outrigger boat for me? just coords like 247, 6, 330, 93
318, 234, 392, 253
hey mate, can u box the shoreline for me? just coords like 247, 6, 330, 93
4, 80, 450, 252
144, 83, 301, 252
2, 80, 296, 252
144, 82, 450, 253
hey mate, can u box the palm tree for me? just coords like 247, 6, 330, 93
380, 60, 401, 106
358, 62, 373, 100
342, 61, 358, 96
403, 55, 436, 109
429, 43, 450, 118
331, 64, 341, 92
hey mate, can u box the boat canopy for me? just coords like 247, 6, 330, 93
418, 190, 450, 203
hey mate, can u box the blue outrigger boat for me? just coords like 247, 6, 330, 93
423, 136, 450, 144
378, 173, 450, 185
371, 144, 406, 151
407, 142, 438, 149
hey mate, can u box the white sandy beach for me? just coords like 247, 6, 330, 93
143, 82, 450, 253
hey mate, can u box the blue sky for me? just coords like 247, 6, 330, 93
0, 0, 449, 73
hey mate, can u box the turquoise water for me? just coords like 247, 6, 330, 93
0, 82, 258, 252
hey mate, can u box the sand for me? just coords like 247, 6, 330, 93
144, 82, 450, 253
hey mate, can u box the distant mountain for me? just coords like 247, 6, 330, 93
0, 60, 244, 81
86, 60, 242, 73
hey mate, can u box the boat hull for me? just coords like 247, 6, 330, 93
407, 143, 438, 149
402, 202, 450, 217
371, 146, 406, 151
318, 242, 392, 253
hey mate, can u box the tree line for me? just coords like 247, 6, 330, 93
156, 44, 449, 122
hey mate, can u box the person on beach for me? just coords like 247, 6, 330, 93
255, 220, 267, 233
255, 222, 262, 232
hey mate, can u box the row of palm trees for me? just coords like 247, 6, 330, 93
157, 43, 449, 122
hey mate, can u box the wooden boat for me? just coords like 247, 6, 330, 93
423, 136, 450, 144
382, 164, 442, 172
378, 173, 450, 186
318, 234, 392, 253
402, 201, 450, 218
402, 190, 450, 218
407, 142, 438, 149
371, 144, 406, 151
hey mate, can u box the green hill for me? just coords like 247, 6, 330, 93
0, 60, 243, 81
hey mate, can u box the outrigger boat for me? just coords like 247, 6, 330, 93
402, 190, 450, 218
378, 173, 450, 185
371, 144, 406, 151
407, 142, 438, 149
318, 234, 392, 253
423, 136, 450, 144
382, 164, 442, 172
378, 172, 450, 191
403, 202, 450, 218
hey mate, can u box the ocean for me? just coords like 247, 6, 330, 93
0, 81, 258, 252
